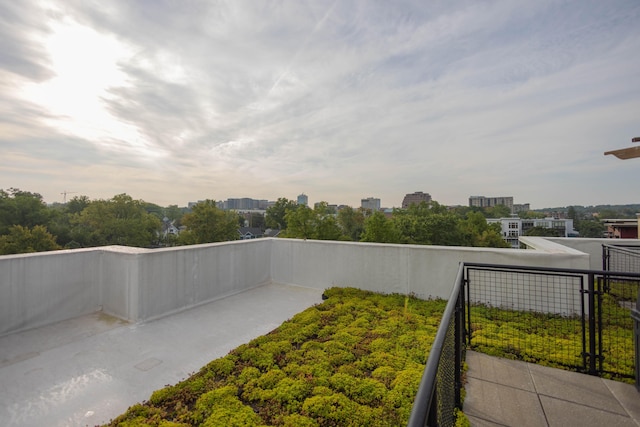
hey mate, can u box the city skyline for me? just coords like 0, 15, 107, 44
1, 1, 639, 209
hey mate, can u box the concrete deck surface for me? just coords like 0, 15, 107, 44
465, 350, 640, 427
0, 282, 324, 427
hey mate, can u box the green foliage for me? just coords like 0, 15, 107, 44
265, 198, 297, 230
0, 224, 61, 254
469, 283, 637, 382
104, 288, 447, 426
360, 210, 401, 243
337, 206, 365, 241
0, 188, 52, 235
484, 204, 511, 218
193, 386, 263, 426
575, 219, 605, 238
178, 200, 240, 245
70, 194, 162, 247
392, 202, 463, 245
282, 202, 343, 241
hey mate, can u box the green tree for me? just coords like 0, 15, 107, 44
265, 198, 297, 229
0, 188, 52, 234
66, 195, 91, 214
71, 194, 162, 247
313, 202, 343, 240
143, 202, 165, 220
283, 204, 316, 239
165, 204, 184, 224
484, 205, 512, 218
337, 206, 365, 241
178, 200, 240, 245
0, 225, 61, 254
575, 220, 605, 238
518, 210, 545, 219
392, 201, 465, 245
360, 211, 401, 243
282, 202, 344, 241
459, 211, 509, 248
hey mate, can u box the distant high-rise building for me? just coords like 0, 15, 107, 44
297, 193, 308, 206
402, 192, 432, 209
512, 203, 531, 214
469, 196, 514, 210
361, 197, 381, 211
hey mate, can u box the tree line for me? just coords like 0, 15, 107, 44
265, 198, 510, 247
0, 189, 240, 254
0, 188, 613, 255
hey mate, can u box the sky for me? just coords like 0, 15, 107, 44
1, 0, 639, 209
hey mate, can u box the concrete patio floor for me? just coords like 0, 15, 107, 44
0, 282, 324, 427
465, 350, 640, 427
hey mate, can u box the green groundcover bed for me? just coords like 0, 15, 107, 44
105, 288, 448, 427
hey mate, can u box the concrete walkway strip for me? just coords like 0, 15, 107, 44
0, 282, 324, 427
465, 351, 640, 427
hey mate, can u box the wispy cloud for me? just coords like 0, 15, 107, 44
1, 0, 639, 207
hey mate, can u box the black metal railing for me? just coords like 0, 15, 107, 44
464, 263, 639, 379
409, 261, 640, 426
603, 243, 640, 274
407, 264, 465, 427
602, 243, 640, 390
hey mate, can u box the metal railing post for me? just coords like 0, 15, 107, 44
633, 290, 640, 391
587, 273, 598, 376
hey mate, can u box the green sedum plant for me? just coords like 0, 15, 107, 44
105, 288, 448, 426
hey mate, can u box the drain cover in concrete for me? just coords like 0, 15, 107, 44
134, 357, 162, 371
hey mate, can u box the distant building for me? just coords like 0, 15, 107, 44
469, 196, 514, 211
402, 192, 432, 209
602, 216, 639, 239
361, 197, 381, 211
238, 227, 264, 240
512, 203, 530, 214
297, 193, 308, 206
487, 216, 576, 249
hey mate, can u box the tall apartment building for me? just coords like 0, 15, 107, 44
361, 197, 381, 211
402, 192, 432, 209
226, 198, 269, 210
469, 196, 514, 210
297, 193, 308, 206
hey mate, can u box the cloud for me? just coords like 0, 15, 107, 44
1, 0, 639, 207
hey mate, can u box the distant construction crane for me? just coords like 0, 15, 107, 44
61, 191, 77, 203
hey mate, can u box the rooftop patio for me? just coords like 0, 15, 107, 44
0, 237, 637, 426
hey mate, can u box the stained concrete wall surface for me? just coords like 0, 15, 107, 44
0, 237, 591, 337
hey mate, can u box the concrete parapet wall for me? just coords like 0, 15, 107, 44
136, 239, 271, 321
0, 248, 102, 336
523, 237, 640, 270
0, 237, 591, 337
270, 238, 590, 300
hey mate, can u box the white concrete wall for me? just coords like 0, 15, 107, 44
0, 248, 102, 336
270, 238, 590, 300
0, 237, 592, 337
136, 239, 271, 321
523, 237, 640, 270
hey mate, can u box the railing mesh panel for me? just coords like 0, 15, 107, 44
606, 245, 640, 274
434, 314, 457, 427
467, 268, 587, 371
600, 277, 639, 378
